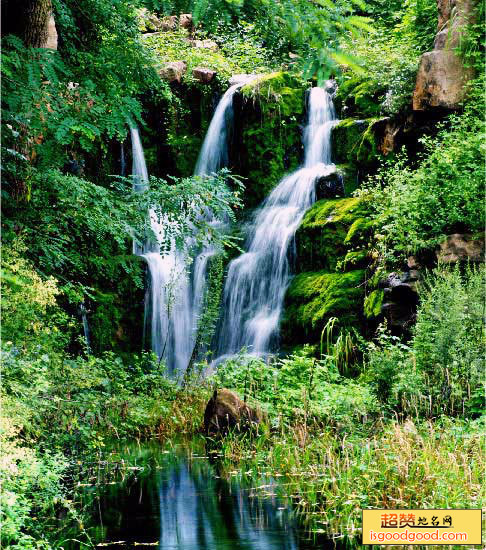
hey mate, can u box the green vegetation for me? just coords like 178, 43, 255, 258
332, 118, 382, 170
239, 72, 307, 204
210, 265, 485, 535
359, 86, 485, 264
284, 269, 366, 340
296, 196, 371, 271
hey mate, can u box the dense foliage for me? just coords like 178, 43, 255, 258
360, 81, 485, 262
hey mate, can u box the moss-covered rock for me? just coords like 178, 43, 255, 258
364, 289, 385, 319
233, 72, 307, 207
332, 118, 384, 171
295, 197, 372, 273
281, 269, 366, 344
283, 196, 375, 347
240, 72, 306, 116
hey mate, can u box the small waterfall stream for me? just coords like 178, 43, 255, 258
217, 86, 338, 359
132, 77, 251, 375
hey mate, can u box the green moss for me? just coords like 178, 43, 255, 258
237, 72, 307, 206
344, 217, 374, 244
364, 289, 384, 319
338, 249, 369, 270
295, 197, 371, 272
241, 72, 306, 116
282, 269, 366, 343
332, 118, 383, 170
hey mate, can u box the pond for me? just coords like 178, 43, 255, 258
64, 437, 349, 550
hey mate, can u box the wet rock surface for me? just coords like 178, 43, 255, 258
315, 169, 345, 200
379, 270, 420, 335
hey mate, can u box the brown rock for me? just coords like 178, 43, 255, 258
413, 0, 476, 110
159, 61, 187, 83
204, 389, 262, 435
192, 67, 216, 83
179, 13, 193, 29
379, 119, 400, 155
437, 0, 453, 31
160, 15, 178, 31
437, 233, 485, 263
413, 50, 474, 110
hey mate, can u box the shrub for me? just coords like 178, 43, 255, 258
363, 265, 485, 418
359, 90, 485, 263
413, 264, 485, 417
212, 348, 378, 429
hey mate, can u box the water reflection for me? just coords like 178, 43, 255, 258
73, 440, 344, 550
158, 460, 298, 549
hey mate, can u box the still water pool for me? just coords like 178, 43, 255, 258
67, 438, 347, 550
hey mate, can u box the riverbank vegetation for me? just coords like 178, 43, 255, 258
2, 0, 484, 547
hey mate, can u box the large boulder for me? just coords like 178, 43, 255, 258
159, 61, 187, 83
204, 389, 262, 435
413, 0, 476, 110
192, 67, 216, 83
437, 233, 485, 263
413, 51, 474, 110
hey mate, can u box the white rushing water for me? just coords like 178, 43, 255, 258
132, 77, 252, 375
216, 86, 337, 359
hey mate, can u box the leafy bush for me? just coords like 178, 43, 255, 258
0, 415, 70, 550
413, 265, 485, 417
212, 348, 378, 429
363, 266, 485, 418
359, 90, 485, 262
1, 241, 72, 353
361, 324, 423, 416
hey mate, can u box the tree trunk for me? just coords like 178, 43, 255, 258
2, 0, 52, 47
23, 0, 52, 47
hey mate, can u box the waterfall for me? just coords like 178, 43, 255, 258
194, 78, 248, 176
130, 126, 193, 374
216, 86, 338, 359
79, 302, 91, 353
132, 77, 251, 375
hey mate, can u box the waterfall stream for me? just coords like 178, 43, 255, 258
131, 77, 252, 375
132, 82, 337, 371
216, 86, 337, 359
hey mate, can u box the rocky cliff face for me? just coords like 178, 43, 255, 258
413, 0, 476, 110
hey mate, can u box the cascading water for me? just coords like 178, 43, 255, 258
216, 85, 338, 359
130, 126, 194, 374
132, 77, 252, 375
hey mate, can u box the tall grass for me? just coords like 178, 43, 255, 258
215, 417, 485, 541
